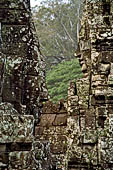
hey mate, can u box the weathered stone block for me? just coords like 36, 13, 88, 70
0, 144, 6, 152
50, 135, 67, 154
0, 152, 8, 167
31, 140, 55, 169
35, 126, 44, 136
68, 106, 79, 115
53, 114, 67, 126
9, 151, 32, 169
85, 116, 96, 129
39, 114, 56, 127
2, 25, 29, 43
82, 130, 98, 144
0, 115, 34, 143
82, 145, 98, 165
0, 0, 30, 9
80, 116, 86, 130
0, 9, 29, 24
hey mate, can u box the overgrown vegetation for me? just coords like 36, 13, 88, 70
46, 58, 82, 102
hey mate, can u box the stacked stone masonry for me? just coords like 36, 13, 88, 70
0, 0, 113, 170
66, 0, 113, 169
36, 100, 68, 169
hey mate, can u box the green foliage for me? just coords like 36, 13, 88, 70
46, 58, 83, 102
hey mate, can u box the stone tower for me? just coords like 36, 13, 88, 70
67, 0, 113, 169
0, 0, 48, 117
0, 0, 51, 169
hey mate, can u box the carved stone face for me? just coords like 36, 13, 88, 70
77, 0, 112, 79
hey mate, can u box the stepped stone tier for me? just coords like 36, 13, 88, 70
0, 0, 113, 170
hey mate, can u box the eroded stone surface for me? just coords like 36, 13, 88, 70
35, 101, 68, 169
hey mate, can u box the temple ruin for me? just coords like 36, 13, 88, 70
0, 0, 113, 169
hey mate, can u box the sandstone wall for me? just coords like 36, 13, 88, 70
35, 100, 68, 169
